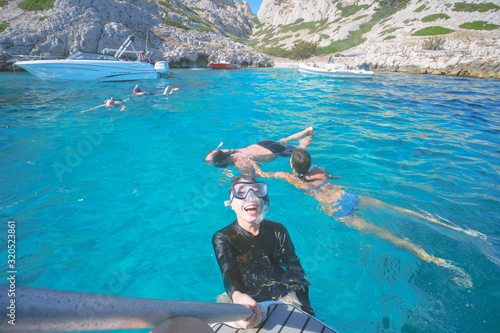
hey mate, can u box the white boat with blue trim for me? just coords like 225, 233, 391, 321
298, 62, 374, 79
14, 35, 169, 81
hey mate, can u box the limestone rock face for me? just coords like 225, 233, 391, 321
1, 0, 499, 77
0, 0, 273, 68
254, 0, 500, 78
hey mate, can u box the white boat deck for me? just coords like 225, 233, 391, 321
212, 303, 338, 333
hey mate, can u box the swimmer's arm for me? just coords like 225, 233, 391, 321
265, 171, 290, 179
315, 166, 341, 180
251, 161, 301, 185
249, 161, 284, 179
261, 171, 297, 184
248, 160, 266, 178
236, 158, 258, 177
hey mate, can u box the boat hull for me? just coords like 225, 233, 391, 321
209, 63, 240, 70
15, 59, 159, 81
298, 64, 373, 79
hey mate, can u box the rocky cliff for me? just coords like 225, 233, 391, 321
254, 0, 500, 78
0, 0, 272, 69
1, 0, 499, 78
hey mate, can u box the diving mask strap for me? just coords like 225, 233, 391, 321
224, 192, 234, 207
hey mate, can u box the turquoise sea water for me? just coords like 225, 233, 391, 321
1, 69, 499, 332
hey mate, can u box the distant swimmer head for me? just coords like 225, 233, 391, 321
204, 149, 233, 168
291, 149, 311, 175
225, 176, 269, 224
133, 85, 141, 94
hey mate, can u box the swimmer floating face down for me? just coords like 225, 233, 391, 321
204, 149, 233, 168
225, 177, 269, 224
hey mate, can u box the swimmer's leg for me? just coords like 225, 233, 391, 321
340, 214, 472, 287
81, 104, 105, 113
277, 126, 315, 148
359, 196, 485, 238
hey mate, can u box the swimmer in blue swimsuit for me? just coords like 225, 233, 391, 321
254, 148, 464, 272
204, 127, 315, 175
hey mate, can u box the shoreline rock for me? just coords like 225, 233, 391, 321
1, 0, 498, 79
0, 0, 274, 71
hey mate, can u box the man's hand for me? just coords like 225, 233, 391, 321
232, 291, 264, 329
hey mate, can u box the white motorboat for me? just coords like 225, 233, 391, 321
14, 35, 168, 81
298, 63, 374, 79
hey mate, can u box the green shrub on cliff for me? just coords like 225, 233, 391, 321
0, 23, 8, 33
159, 1, 174, 10
336, 2, 370, 18
251, 17, 261, 25
18, 0, 54, 11
379, 27, 400, 36
279, 20, 317, 34
421, 13, 450, 22
414, 4, 426, 13
261, 45, 289, 58
0, 1, 7, 8
412, 26, 454, 36
318, 3, 404, 54
161, 18, 189, 30
421, 36, 446, 50
459, 21, 499, 30
260, 40, 318, 60
452, 2, 499, 12
377, 0, 410, 10
289, 40, 318, 59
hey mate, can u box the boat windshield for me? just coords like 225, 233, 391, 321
67, 52, 117, 60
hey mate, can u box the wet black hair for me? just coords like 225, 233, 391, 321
291, 149, 312, 182
204, 149, 234, 168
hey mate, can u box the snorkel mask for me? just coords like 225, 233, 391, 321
224, 181, 270, 224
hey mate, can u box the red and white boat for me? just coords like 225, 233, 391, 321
209, 57, 240, 70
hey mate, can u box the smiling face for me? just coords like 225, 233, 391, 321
230, 177, 264, 226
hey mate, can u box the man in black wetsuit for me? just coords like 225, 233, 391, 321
212, 176, 313, 329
